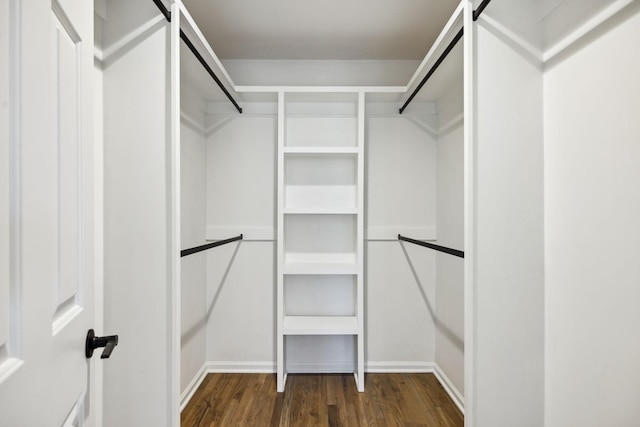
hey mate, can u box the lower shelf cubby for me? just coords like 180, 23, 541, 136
284, 335, 358, 374
284, 274, 355, 316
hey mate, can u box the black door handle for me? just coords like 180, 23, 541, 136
86, 329, 119, 359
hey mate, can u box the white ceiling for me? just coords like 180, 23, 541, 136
181, 0, 460, 60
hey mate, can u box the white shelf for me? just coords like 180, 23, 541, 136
283, 316, 358, 335
284, 253, 358, 275
277, 91, 365, 393
284, 207, 358, 215
284, 146, 359, 155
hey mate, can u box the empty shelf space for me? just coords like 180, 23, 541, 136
283, 316, 358, 335
285, 275, 355, 316
284, 216, 357, 255
285, 117, 357, 148
285, 185, 357, 212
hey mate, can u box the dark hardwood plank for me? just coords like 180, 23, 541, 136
328, 404, 338, 427
181, 373, 463, 427
246, 373, 277, 425
411, 373, 464, 426
328, 374, 350, 426
360, 376, 385, 427
270, 388, 285, 427
221, 373, 250, 424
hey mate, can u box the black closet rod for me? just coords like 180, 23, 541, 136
473, 0, 493, 21
181, 234, 243, 257
399, 28, 463, 114
152, 0, 171, 21
399, 0, 493, 114
152, 0, 243, 114
398, 234, 464, 258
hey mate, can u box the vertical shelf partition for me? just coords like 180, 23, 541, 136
277, 91, 365, 392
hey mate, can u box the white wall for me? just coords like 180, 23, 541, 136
205, 116, 276, 238
205, 115, 277, 368
365, 115, 438, 368
206, 241, 276, 368
101, 1, 173, 425
472, 5, 545, 425
179, 44, 211, 397
180, 120, 207, 395
543, 4, 640, 426
0, 0, 10, 387
366, 242, 436, 367
435, 85, 465, 398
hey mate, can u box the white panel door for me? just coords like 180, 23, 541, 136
0, 0, 99, 426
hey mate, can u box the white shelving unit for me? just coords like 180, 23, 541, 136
277, 91, 365, 392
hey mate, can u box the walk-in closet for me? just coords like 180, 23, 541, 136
88, 0, 640, 425
177, 0, 468, 407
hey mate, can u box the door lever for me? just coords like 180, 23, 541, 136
86, 329, 119, 359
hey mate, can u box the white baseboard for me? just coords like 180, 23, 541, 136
180, 361, 275, 412
180, 364, 208, 412
366, 361, 464, 413
286, 361, 354, 373
365, 361, 435, 372
180, 360, 464, 415
206, 361, 276, 373
433, 364, 465, 414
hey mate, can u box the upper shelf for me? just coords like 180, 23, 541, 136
176, 3, 246, 114
177, 0, 464, 107
398, 0, 464, 108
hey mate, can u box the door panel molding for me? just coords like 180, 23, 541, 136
51, 4, 84, 334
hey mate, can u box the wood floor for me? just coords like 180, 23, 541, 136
181, 373, 463, 426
